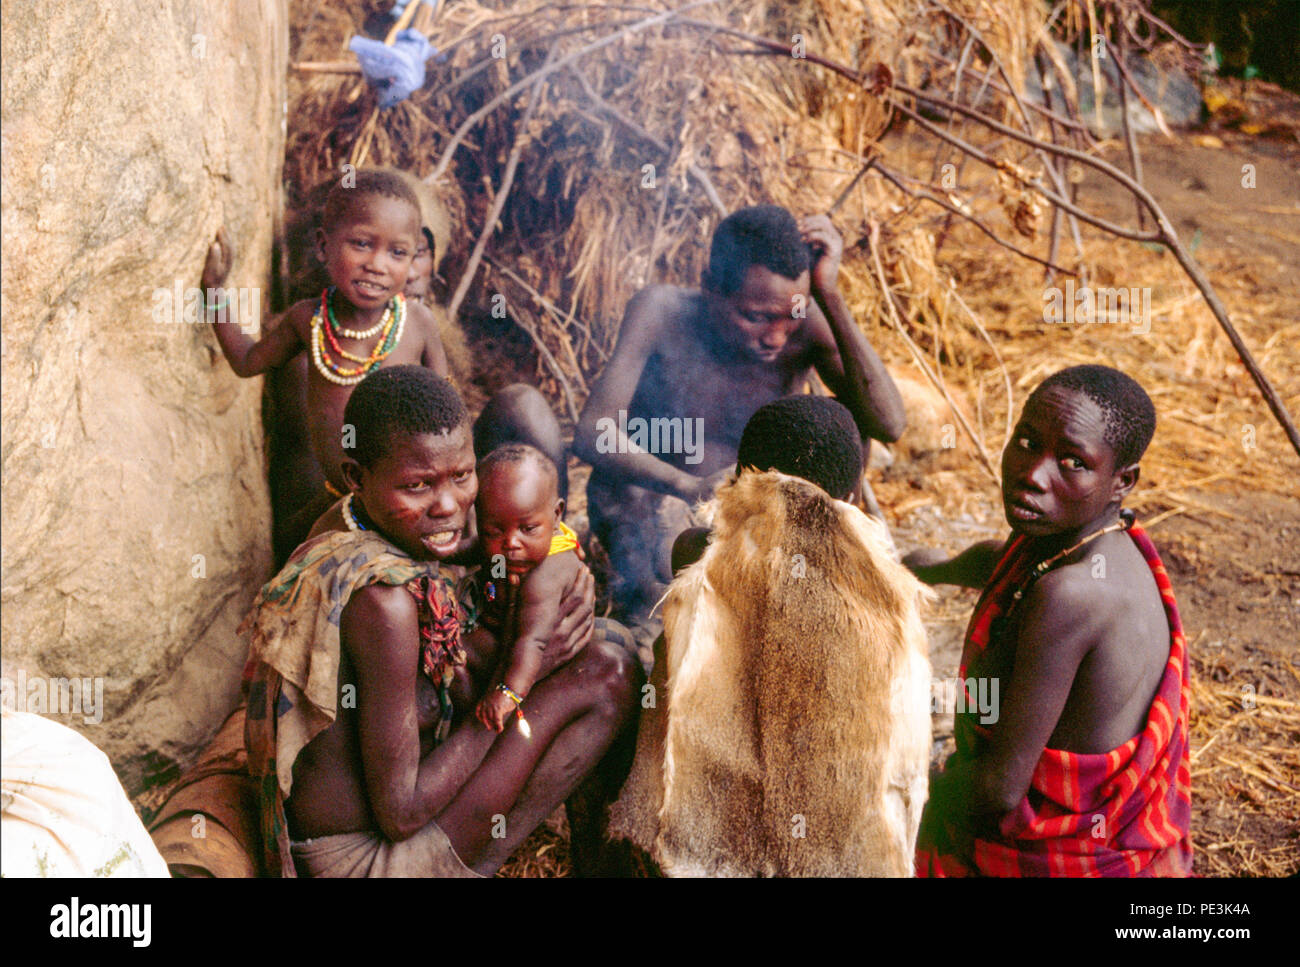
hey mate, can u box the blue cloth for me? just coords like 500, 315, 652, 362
349, 29, 437, 109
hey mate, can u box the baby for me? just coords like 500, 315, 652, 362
473, 444, 583, 735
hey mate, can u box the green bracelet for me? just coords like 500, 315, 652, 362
205, 294, 229, 313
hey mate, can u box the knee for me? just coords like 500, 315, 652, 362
580, 637, 642, 719
492, 382, 547, 409
479, 384, 556, 440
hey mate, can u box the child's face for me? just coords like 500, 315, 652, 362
403, 229, 435, 300
316, 195, 421, 311
476, 464, 563, 578
1001, 386, 1134, 537
709, 264, 809, 363
343, 425, 477, 560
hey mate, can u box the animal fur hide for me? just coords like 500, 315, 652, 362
607, 470, 933, 876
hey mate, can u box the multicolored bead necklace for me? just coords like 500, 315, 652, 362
310, 286, 405, 386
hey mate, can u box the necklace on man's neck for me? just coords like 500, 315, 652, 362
1011, 507, 1135, 606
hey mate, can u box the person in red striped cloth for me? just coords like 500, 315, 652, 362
904, 365, 1192, 876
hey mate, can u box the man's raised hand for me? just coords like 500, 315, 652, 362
798, 213, 843, 295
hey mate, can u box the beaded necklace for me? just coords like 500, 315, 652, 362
341, 493, 368, 531
329, 288, 389, 339
1008, 508, 1136, 607
993, 509, 1136, 644
310, 287, 406, 386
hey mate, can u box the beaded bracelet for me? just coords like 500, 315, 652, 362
496, 683, 524, 708
205, 294, 230, 313
497, 684, 531, 738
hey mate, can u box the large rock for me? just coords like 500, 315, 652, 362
1, 0, 288, 793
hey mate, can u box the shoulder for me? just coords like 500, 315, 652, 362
623, 285, 697, 330
522, 549, 581, 596
405, 297, 436, 331
306, 503, 345, 541
1016, 560, 1111, 655
283, 297, 318, 335
341, 582, 420, 645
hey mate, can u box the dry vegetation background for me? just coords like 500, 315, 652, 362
279, 0, 1298, 875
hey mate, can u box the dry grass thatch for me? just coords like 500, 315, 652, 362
285, 0, 1297, 493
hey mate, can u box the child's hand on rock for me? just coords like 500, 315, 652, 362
202, 225, 233, 291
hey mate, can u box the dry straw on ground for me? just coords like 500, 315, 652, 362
281, 0, 1299, 877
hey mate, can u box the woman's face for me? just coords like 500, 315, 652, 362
343, 425, 477, 560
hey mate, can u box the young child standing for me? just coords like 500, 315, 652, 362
471, 444, 584, 735
203, 169, 449, 501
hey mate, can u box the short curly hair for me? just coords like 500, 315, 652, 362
1029, 364, 1156, 467
342, 365, 469, 468
476, 442, 558, 494
737, 394, 864, 500
321, 168, 421, 234
705, 205, 811, 296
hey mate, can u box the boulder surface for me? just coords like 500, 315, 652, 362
1, 0, 288, 793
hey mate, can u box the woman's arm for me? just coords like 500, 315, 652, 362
341, 584, 496, 841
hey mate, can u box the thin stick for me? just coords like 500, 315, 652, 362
829, 156, 875, 215
292, 60, 363, 74
446, 54, 551, 327
1035, 49, 1067, 283
868, 222, 1000, 482
873, 161, 1076, 276
484, 254, 591, 399
569, 66, 727, 216
384, 0, 422, 44
927, 47, 1091, 134
890, 99, 1141, 242
924, 2, 1090, 269
945, 285, 1016, 452
1085, 0, 1104, 130
1111, 34, 1146, 230
487, 263, 582, 425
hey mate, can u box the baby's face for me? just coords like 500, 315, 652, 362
477, 464, 561, 578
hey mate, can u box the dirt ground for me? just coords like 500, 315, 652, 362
1075, 124, 1299, 876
